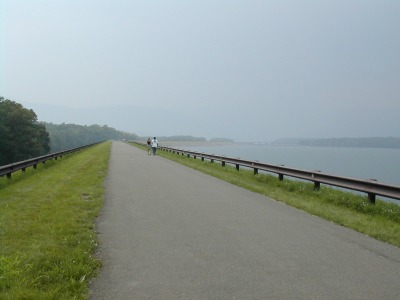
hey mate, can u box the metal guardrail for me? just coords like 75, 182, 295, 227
0, 142, 103, 179
132, 142, 400, 204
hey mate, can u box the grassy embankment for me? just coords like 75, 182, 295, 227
132, 142, 400, 248
0, 142, 111, 299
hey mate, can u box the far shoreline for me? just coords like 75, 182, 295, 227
132, 139, 240, 147
154, 140, 238, 148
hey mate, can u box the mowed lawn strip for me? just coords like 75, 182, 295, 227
131, 142, 400, 248
0, 141, 111, 300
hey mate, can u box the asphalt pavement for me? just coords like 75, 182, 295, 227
89, 141, 400, 299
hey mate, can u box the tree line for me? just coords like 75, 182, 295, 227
1, 96, 232, 166
299, 137, 400, 148
44, 123, 138, 152
0, 97, 138, 165
0, 97, 50, 165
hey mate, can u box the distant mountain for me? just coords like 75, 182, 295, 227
44, 122, 138, 152
20, 102, 207, 138
272, 137, 400, 149
299, 137, 400, 149
271, 138, 314, 145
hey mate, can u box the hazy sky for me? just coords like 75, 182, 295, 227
1, 0, 399, 141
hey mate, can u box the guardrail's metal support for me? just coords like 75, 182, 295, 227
279, 174, 284, 181
368, 193, 376, 204
254, 168, 258, 175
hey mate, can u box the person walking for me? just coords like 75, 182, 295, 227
151, 137, 158, 155
147, 138, 151, 155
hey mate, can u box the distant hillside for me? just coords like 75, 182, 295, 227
20, 102, 214, 139
148, 136, 234, 142
272, 138, 313, 145
154, 135, 207, 142
299, 137, 400, 149
209, 138, 235, 143
45, 122, 138, 152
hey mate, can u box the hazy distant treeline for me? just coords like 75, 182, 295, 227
1, 96, 235, 165
299, 137, 400, 149
45, 123, 138, 152
152, 135, 207, 142
142, 135, 234, 142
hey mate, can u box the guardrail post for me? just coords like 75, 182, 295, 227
211, 159, 214, 163
279, 174, 284, 181
254, 168, 258, 175
314, 182, 320, 190
222, 161, 226, 167
368, 193, 376, 204
201, 157, 204, 161
236, 164, 239, 170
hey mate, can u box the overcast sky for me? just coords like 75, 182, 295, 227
1, 0, 399, 141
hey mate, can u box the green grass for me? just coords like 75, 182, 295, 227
0, 142, 111, 299
132, 142, 400, 248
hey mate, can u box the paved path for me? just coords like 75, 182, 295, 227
89, 141, 400, 299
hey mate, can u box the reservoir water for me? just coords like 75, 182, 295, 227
180, 144, 400, 187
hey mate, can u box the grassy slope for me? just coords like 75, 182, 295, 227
0, 142, 111, 300
133, 143, 400, 248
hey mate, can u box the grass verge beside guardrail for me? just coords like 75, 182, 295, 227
0, 141, 111, 299
132, 142, 400, 248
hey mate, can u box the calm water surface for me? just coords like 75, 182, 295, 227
182, 144, 400, 186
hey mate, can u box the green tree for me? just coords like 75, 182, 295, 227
0, 97, 50, 165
